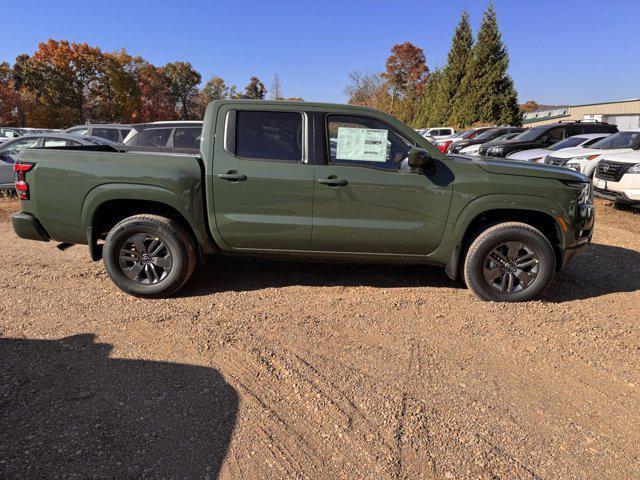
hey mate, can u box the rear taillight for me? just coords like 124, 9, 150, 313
437, 140, 452, 153
14, 163, 34, 200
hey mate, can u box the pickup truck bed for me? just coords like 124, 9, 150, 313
13, 148, 213, 254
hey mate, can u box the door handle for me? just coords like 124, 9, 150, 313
217, 171, 247, 182
317, 177, 348, 187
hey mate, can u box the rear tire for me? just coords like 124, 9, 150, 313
103, 215, 196, 298
463, 222, 556, 302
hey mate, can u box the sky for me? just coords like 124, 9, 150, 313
0, 0, 638, 106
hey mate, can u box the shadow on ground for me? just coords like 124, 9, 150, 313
544, 243, 640, 302
181, 243, 640, 302
180, 257, 461, 297
0, 334, 237, 480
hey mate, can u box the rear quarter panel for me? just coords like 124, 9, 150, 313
17, 149, 207, 246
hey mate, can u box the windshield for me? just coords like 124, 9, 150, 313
590, 131, 640, 149
507, 132, 527, 141
514, 126, 548, 142
548, 136, 588, 151
472, 129, 500, 141
452, 129, 472, 138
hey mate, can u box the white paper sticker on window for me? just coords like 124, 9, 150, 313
335, 127, 388, 162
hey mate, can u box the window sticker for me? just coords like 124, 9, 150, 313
335, 127, 388, 162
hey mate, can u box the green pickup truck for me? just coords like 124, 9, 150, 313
11, 100, 594, 301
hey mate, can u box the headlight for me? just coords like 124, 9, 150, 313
565, 181, 593, 204
576, 154, 601, 161
488, 146, 504, 155
628, 163, 640, 174
566, 162, 582, 172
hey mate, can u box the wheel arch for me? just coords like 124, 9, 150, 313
460, 208, 562, 261
81, 184, 217, 260
444, 205, 564, 280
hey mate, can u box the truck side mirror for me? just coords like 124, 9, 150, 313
408, 147, 436, 174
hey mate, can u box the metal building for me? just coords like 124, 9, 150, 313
522, 98, 640, 130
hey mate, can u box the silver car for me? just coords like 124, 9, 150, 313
0, 133, 115, 189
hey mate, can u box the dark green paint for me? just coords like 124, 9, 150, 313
13, 100, 591, 271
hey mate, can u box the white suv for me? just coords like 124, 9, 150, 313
421, 127, 455, 141
506, 133, 610, 163
593, 152, 640, 206
546, 129, 640, 178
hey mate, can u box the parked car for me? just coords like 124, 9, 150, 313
506, 133, 611, 163
434, 127, 494, 153
64, 124, 132, 143
447, 127, 525, 154
479, 121, 618, 157
546, 129, 640, 177
422, 127, 456, 141
459, 132, 523, 155
0, 127, 24, 140
11, 100, 594, 302
18, 128, 55, 134
593, 151, 640, 205
122, 121, 203, 152
0, 133, 113, 190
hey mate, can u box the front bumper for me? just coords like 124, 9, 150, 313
560, 203, 594, 270
561, 242, 589, 270
594, 188, 638, 205
593, 176, 640, 203
575, 203, 595, 242
11, 213, 50, 242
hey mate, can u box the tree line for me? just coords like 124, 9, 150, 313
0, 40, 300, 128
345, 4, 522, 128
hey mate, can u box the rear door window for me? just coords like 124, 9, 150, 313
136, 128, 173, 147
43, 138, 70, 147
67, 127, 89, 136
92, 128, 120, 143
566, 125, 585, 136
173, 127, 202, 149
0, 138, 39, 162
546, 127, 565, 142
1, 128, 21, 138
236, 111, 302, 161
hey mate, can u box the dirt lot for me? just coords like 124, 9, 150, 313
0, 197, 638, 480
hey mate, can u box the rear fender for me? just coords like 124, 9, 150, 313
81, 183, 213, 253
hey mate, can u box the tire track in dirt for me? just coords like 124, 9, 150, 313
219, 342, 401, 478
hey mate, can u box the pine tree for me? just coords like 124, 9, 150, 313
451, 3, 521, 127
414, 69, 442, 127
432, 11, 473, 126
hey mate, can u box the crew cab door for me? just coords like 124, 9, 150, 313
211, 105, 314, 250
310, 112, 452, 255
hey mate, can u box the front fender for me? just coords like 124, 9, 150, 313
427, 192, 572, 266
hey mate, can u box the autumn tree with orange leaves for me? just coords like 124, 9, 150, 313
382, 42, 428, 121
345, 42, 428, 124
1, 39, 280, 127
0, 62, 20, 126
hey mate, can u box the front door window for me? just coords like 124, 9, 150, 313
326, 114, 412, 171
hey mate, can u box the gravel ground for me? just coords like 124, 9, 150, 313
0, 197, 639, 479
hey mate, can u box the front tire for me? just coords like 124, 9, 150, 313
463, 222, 556, 302
103, 215, 196, 298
